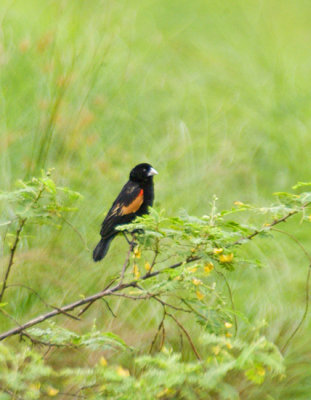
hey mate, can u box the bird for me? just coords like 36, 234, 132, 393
93, 163, 158, 262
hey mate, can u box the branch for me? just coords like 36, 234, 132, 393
77, 240, 134, 317
166, 312, 201, 360
0, 183, 46, 302
0, 206, 306, 342
0, 256, 199, 341
214, 268, 238, 336
7, 284, 80, 321
230, 209, 299, 247
269, 227, 311, 353
149, 307, 166, 353
0, 217, 26, 302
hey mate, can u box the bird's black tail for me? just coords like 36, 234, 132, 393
93, 237, 114, 262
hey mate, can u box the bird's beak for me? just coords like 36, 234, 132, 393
148, 167, 158, 176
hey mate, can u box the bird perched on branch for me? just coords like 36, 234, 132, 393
93, 163, 158, 262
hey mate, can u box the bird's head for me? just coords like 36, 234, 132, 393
130, 163, 158, 183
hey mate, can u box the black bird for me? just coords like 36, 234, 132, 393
93, 163, 158, 261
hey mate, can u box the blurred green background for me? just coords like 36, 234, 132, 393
1, 0, 311, 398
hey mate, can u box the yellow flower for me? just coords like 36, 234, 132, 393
117, 366, 130, 377
213, 248, 223, 255
47, 387, 59, 397
224, 322, 233, 329
257, 367, 266, 377
188, 266, 198, 273
29, 382, 41, 391
234, 201, 244, 206
196, 290, 205, 300
145, 262, 151, 271
100, 356, 108, 367
133, 264, 140, 279
308, 215, 311, 222
226, 342, 233, 350
219, 253, 234, 263
192, 278, 202, 286
133, 247, 141, 258
204, 262, 214, 274
226, 332, 232, 338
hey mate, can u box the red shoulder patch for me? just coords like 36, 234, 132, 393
139, 189, 144, 196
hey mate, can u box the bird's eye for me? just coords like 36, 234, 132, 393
143, 168, 146, 172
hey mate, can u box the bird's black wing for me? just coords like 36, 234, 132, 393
100, 180, 144, 238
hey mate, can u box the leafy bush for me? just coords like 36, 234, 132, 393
0, 172, 310, 399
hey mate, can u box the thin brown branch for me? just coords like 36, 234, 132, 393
111, 292, 157, 300
133, 283, 191, 313
271, 227, 311, 263
78, 277, 118, 317
101, 298, 117, 318
147, 238, 160, 275
7, 284, 80, 321
230, 209, 299, 247
153, 297, 191, 313
0, 217, 26, 302
282, 264, 311, 353
149, 308, 166, 353
62, 216, 90, 251
20, 332, 74, 349
166, 312, 201, 361
0, 183, 46, 302
0, 256, 199, 341
180, 299, 209, 322
119, 240, 135, 284
77, 241, 134, 318
160, 321, 166, 350
214, 268, 238, 336
0, 205, 305, 342
269, 227, 311, 353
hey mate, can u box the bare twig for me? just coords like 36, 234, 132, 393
282, 264, 311, 353
78, 277, 118, 317
214, 268, 238, 336
78, 242, 134, 318
0, 183, 46, 302
101, 298, 117, 318
230, 210, 299, 247
0, 207, 307, 342
119, 240, 135, 284
7, 284, 80, 321
62, 216, 90, 251
0, 256, 199, 341
0, 217, 26, 302
149, 307, 166, 353
269, 227, 311, 353
160, 321, 166, 350
180, 299, 209, 322
166, 312, 201, 360
147, 238, 160, 275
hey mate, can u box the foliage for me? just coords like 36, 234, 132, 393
0, 174, 311, 398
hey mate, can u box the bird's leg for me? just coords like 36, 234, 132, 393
123, 231, 137, 250
130, 232, 137, 250
123, 231, 132, 245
